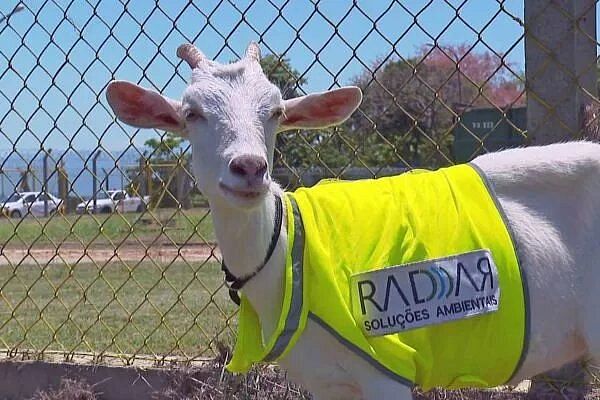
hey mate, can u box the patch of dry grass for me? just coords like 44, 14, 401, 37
155, 364, 310, 400
30, 379, 98, 400
154, 345, 311, 400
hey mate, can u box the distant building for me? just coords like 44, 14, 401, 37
453, 107, 527, 163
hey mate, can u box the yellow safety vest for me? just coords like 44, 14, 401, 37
227, 164, 528, 391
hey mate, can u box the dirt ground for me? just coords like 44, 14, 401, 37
30, 373, 600, 400
30, 368, 600, 400
0, 243, 221, 266
25, 347, 600, 400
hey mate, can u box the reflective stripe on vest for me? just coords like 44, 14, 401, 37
226, 196, 308, 372
227, 164, 528, 391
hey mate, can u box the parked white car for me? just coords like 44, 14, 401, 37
1, 192, 64, 218
76, 190, 149, 214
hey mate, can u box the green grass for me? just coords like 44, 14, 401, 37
0, 208, 216, 247
0, 260, 237, 358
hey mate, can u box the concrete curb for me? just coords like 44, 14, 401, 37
0, 360, 171, 400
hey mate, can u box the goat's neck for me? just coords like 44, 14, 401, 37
209, 187, 286, 335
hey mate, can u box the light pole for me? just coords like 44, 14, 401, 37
0, 4, 24, 24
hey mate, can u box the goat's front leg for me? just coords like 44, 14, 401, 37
356, 379, 413, 400
353, 363, 413, 400
310, 379, 412, 400
283, 319, 414, 400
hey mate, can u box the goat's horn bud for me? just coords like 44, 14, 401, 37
177, 43, 204, 69
245, 41, 261, 63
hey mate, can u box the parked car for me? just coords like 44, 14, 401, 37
75, 190, 149, 214
1, 192, 64, 218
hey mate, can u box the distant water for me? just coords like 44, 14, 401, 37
0, 148, 145, 199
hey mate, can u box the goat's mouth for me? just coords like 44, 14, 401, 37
219, 182, 268, 203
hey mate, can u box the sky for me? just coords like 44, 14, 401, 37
0, 0, 529, 153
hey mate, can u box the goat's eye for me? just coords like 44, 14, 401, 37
185, 109, 204, 122
270, 107, 284, 120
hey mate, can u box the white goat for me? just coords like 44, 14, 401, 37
106, 42, 600, 399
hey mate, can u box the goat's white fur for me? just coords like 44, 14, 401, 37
106, 43, 600, 400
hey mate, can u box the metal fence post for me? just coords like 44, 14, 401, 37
525, 0, 596, 396
92, 150, 101, 213
31, 166, 36, 192
138, 156, 146, 196
176, 160, 191, 210
145, 159, 152, 199
119, 162, 124, 191
102, 168, 109, 190
42, 149, 51, 217
525, 0, 597, 143
58, 161, 68, 213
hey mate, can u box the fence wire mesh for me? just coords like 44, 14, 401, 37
0, 0, 599, 397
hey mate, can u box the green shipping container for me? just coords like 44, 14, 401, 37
453, 107, 527, 163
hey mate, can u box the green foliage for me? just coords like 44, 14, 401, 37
136, 49, 520, 177
261, 54, 306, 99
262, 54, 360, 170
347, 45, 525, 168
277, 128, 354, 169
349, 58, 455, 168
144, 134, 185, 161
137, 133, 189, 208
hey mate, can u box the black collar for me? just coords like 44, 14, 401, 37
221, 194, 284, 305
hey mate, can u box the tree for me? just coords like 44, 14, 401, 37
143, 135, 184, 161
262, 55, 355, 170
261, 54, 305, 99
349, 44, 525, 168
349, 57, 448, 168
418, 44, 525, 109
133, 133, 188, 208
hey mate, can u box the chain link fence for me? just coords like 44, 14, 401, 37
0, 0, 599, 398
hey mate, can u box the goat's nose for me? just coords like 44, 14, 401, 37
229, 155, 268, 179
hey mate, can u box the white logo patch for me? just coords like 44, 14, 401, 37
350, 249, 500, 337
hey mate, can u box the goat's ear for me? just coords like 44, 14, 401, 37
106, 80, 185, 135
278, 87, 362, 132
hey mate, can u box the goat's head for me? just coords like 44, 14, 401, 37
106, 43, 362, 210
